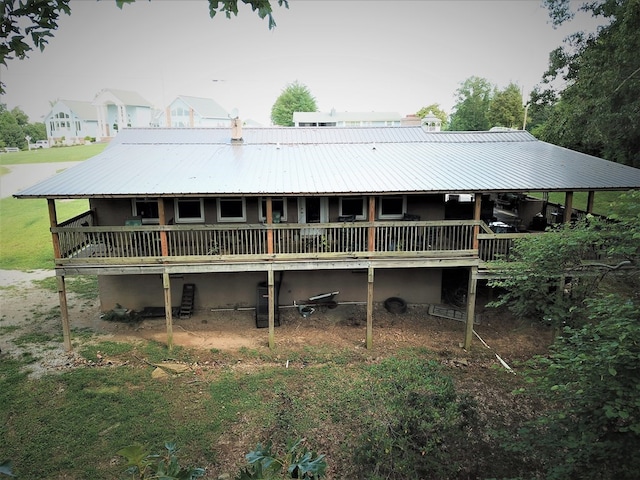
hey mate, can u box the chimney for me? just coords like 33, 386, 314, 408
231, 117, 243, 143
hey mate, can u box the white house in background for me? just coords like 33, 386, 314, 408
92, 89, 153, 140
44, 100, 99, 145
160, 96, 232, 128
293, 109, 403, 127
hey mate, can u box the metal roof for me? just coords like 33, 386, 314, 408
15, 127, 640, 199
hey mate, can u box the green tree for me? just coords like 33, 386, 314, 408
535, 0, 640, 167
491, 190, 640, 478
0, 0, 288, 93
416, 103, 448, 130
270, 81, 317, 126
0, 106, 25, 149
449, 76, 494, 131
487, 83, 524, 129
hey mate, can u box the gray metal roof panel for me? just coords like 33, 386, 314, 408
15, 128, 640, 198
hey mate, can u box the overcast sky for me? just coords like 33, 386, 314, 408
0, 0, 602, 126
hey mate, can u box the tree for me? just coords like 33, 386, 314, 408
0, 0, 288, 93
490, 191, 640, 478
270, 81, 317, 126
448, 76, 494, 131
0, 104, 46, 148
535, 0, 640, 167
416, 104, 448, 130
487, 83, 524, 130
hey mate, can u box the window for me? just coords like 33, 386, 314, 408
379, 196, 406, 219
259, 197, 287, 222
340, 197, 366, 220
132, 199, 159, 224
175, 198, 204, 223
217, 197, 246, 222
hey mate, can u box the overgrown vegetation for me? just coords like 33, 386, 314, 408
489, 190, 640, 479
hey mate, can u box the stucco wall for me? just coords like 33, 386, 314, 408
97, 268, 443, 312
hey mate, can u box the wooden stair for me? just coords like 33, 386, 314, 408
179, 283, 195, 319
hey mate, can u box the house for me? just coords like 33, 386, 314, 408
293, 109, 402, 127
44, 100, 99, 145
160, 95, 232, 128
92, 88, 154, 140
14, 125, 640, 352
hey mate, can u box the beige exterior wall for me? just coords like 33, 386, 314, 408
98, 268, 443, 312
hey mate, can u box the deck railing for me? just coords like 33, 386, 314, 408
53, 218, 489, 262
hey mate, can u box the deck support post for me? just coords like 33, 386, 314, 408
366, 265, 374, 349
56, 275, 72, 351
266, 197, 274, 255
587, 191, 595, 214
564, 191, 574, 223
463, 266, 478, 350
268, 268, 275, 349
162, 272, 174, 350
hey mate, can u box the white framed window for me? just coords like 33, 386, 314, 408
174, 198, 204, 223
259, 197, 287, 222
217, 197, 246, 222
339, 197, 366, 220
132, 198, 159, 224
378, 195, 406, 219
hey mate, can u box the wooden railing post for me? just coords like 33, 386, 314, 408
47, 199, 61, 259
158, 199, 169, 257
473, 193, 481, 250
266, 197, 274, 255
368, 197, 375, 252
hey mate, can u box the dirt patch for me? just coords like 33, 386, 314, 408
0, 269, 553, 378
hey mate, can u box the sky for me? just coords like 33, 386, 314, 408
0, 0, 603, 126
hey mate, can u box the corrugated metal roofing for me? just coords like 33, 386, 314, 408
15, 127, 640, 199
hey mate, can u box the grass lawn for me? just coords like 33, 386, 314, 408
0, 144, 100, 270
526, 190, 625, 216
0, 143, 107, 165
0, 343, 526, 479
0, 196, 89, 270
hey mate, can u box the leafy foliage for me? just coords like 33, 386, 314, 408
513, 294, 640, 479
0, 103, 47, 149
117, 442, 205, 480
490, 190, 640, 478
236, 438, 327, 479
487, 82, 524, 130
536, 0, 640, 167
270, 81, 318, 126
448, 76, 493, 131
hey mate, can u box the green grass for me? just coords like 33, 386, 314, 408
0, 345, 528, 479
0, 196, 89, 270
0, 143, 107, 166
527, 190, 625, 215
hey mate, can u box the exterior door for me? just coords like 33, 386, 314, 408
298, 197, 328, 236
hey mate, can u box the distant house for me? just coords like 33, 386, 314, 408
161, 96, 232, 128
44, 100, 98, 145
293, 109, 402, 127
92, 88, 153, 140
